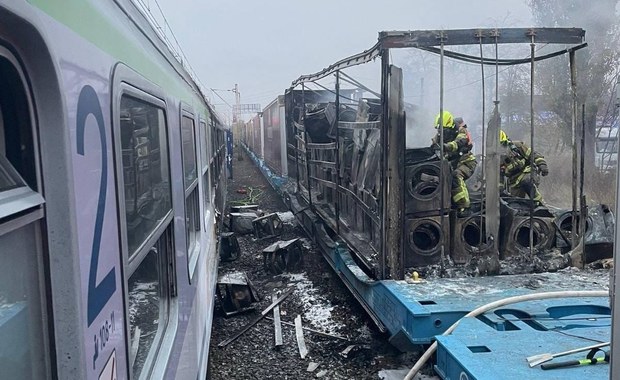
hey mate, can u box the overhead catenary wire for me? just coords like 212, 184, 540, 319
417, 43, 586, 66
403, 290, 609, 380
210, 88, 234, 109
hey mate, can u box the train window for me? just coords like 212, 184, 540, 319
182, 114, 200, 272
200, 121, 211, 228
120, 95, 172, 256
199, 120, 208, 171
128, 225, 173, 379
181, 116, 197, 189
0, 48, 50, 379
0, 55, 44, 220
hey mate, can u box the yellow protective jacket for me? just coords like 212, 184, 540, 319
433, 125, 476, 166
502, 141, 546, 183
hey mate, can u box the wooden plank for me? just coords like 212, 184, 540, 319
218, 288, 293, 347
295, 315, 309, 359
272, 294, 283, 347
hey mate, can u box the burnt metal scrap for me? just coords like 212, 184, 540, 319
554, 204, 615, 262
230, 211, 262, 235
291, 28, 585, 87
280, 27, 609, 281
219, 232, 241, 262
218, 288, 294, 347
499, 198, 556, 259
253, 212, 284, 239
216, 272, 260, 317
262, 238, 304, 274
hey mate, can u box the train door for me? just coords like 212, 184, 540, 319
0, 45, 51, 378
112, 71, 178, 380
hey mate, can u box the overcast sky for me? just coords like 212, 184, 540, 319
155, 0, 533, 121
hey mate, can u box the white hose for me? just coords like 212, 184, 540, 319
403, 290, 609, 380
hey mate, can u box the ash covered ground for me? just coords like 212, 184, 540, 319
207, 150, 431, 380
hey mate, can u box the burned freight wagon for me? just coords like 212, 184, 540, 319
237, 27, 620, 380
240, 29, 616, 380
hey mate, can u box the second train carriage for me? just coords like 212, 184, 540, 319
0, 0, 227, 379
240, 28, 619, 379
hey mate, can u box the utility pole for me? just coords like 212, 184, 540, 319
232, 84, 241, 144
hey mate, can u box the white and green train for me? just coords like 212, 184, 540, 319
0, 0, 227, 379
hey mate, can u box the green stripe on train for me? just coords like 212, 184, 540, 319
27, 0, 210, 115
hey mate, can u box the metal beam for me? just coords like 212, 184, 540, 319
291, 41, 381, 87
384, 64, 405, 280
379, 28, 585, 48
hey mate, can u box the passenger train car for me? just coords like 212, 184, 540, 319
0, 1, 227, 379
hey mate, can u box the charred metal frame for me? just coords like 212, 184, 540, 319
290, 28, 587, 281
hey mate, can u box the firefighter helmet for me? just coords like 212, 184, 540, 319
500, 130, 509, 145
434, 111, 454, 128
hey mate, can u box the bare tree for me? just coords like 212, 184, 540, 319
528, 0, 620, 154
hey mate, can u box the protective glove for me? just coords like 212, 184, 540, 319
443, 143, 451, 152
539, 163, 549, 177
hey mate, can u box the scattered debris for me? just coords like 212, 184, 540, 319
218, 287, 294, 347
286, 273, 344, 334
253, 212, 284, 238
262, 239, 304, 274
236, 188, 248, 194
230, 212, 261, 235
340, 344, 356, 358
272, 293, 283, 347
295, 315, 309, 359
277, 211, 296, 225
315, 370, 328, 378
264, 316, 354, 342
210, 149, 410, 378
307, 362, 320, 372
219, 232, 240, 262
215, 272, 260, 317
230, 204, 259, 213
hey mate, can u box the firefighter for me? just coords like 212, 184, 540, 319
499, 130, 549, 205
432, 111, 477, 217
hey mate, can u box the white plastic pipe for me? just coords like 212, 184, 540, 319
403, 290, 609, 380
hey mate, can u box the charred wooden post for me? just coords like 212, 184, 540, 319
383, 62, 406, 280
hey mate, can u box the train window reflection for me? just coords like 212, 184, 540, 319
186, 187, 200, 257
120, 96, 171, 256
128, 234, 168, 379
0, 209, 49, 379
181, 116, 197, 189
596, 139, 618, 153
200, 120, 208, 170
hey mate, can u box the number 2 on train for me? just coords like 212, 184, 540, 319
76, 85, 117, 326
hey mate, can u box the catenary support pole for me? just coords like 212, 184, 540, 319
529, 36, 536, 255
570, 51, 578, 250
